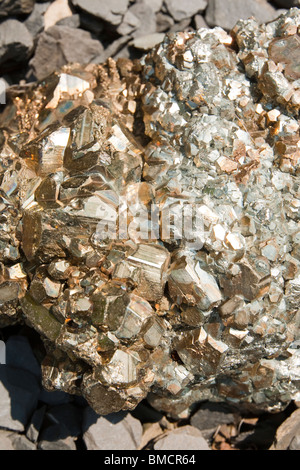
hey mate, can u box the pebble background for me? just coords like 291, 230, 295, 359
0, 0, 297, 86
0, 0, 299, 451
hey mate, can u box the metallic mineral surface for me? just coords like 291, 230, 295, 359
0, 9, 299, 418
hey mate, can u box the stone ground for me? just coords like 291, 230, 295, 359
0, 0, 299, 451
0, 0, 296, 85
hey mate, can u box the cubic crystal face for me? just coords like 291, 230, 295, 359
0, 10, 300, 417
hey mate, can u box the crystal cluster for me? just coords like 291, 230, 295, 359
0, 10, 299, 418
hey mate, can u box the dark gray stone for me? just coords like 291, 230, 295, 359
165, 0, 207, 22
126, 1, 157, 38
156, 12, 174, 32
46, 404, 82, 437
24, 2, 50, 37
116, 9, 141, 36
0, 366, 40, 432
205, 0, 280, 31
6, 335, 41, 380
82, 408, 143, 450
169, 18, 191, 32
26, 405, 47, 443
154, 425, 210, 450
131, 33, 165, 50
0, 0, 35, 17
136, 0, 163, 13
71, 0, 129, 26
0, 430, 14, 450
191, 403, 236, 438
29, 25, 103, 80
38, 423, 76, 450
56, 14, 80, 29
194, 14, 209, 30
0, 20, 33, 71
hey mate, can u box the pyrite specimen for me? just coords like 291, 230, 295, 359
0, 9, 300, 418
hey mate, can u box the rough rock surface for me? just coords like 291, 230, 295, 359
165, 0, 208, 22
154, 425, 210, 450
29, 25, 103, 79
0, 0, 35, 17
190, 403, 237, 437
205, 0, 280, 30
24, 2, 50, 37
83, 409, 143, 450
71, 0, 130, 26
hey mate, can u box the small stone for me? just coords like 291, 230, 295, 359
137, 0, 163, 13
194, 14, 209, 30
154, 425, 210, 450
44, 0, 73, 30
56, 14, 80, 29
131, 33, 165, 50
191, 403, 237, 438
165, 0, 207, 22
25, 2, 50, 37
116, 10, 140, 36
83, 408, 143, 450
205, 0, 280, 31
169, 18, 192, 33
156, 12, 174, 33
71, 0, 129, 26
29, 26, 103, 80
140, 422, 162, 449
0, 430, 15, 450
126, 1, 157, 38
289, 434, 300, 450
0, 20, 33, 71
9, 434, 37, 450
